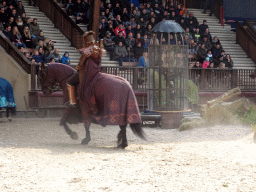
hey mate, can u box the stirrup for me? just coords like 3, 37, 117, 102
65, 101, 77, 109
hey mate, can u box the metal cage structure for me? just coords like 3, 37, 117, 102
147, 40, 189, 112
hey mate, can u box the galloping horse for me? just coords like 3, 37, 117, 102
39, 62, 145, 148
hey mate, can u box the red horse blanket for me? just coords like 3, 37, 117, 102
78, 57, 141, 127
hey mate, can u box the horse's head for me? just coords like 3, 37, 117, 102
39, 62, 56, 95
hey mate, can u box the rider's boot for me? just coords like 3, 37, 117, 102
65, 84, 77, 108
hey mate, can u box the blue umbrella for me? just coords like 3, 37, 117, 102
152, 20, 185, 33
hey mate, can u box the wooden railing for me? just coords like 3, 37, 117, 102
213, 0, 223, 24
236, 21, 256, 64
0, 32, 31, 74
32, 65, 256, 92
33, 0, 84, 49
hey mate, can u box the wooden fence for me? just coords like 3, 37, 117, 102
236, 21, 256, 64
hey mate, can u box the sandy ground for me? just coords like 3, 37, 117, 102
0, 118, 256, 192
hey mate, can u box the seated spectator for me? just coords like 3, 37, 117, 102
0, 1, 8, 11
49, 57, 56, 64
24, 52, 31, 60
100, 17, 108, 30
212, 44, 222, 59
137, 17, 147, 30
99, 23, 107, 39
34, 30, 45, 45
12, 26, 26, 48
170, 11, 178, 22
150, 33, 159, 45
140, 8, 149, 22
202, 57, 210, 68
144, 24, 153, 39
105, 8, 114, 20
126, 16, 137, 29
135, 33, 144, 46
179, 18, 187, 30
43, 37, 54, 57
207, 50, 213, 61
197, 43, 207, 63
134, 42, 144, 61
188, 12, 199, 27
113, 3, 122, 17
219, 62, 226, 69
189, 39, 197, 55
185, 27, 193, 40
193, 28, 200, 44
113, 41, 128, 66
138, 52, 148, 67
212, 36, 222, 49
121, 7, 130, 23
134, 24, 144, 38
0, 6, 8, 26
113, 14, 123, 28
3, 25, 13, 42
23, 17, 31, 28
8, 17, 16, 28
148, 17, 157, 29
29, 18, 40, 39
223, 54, 233, 69
32, 50, 42, 63
61, 52, 70, 64
125, 25, 135, 38
113, 31, 125, 46
9, 8, 18, 21
145, 3, 153, 14
126, 46, 137, 61
16, 16, 24, 33
199, 20, 208, 35
65, 0, 74, 15
187, 20, 196, 33
73, 0, 86, 24
21, 12, 26, 23
201, 35, 212, 52
35, 40, 44, 50
202, 28, 212, 42
214, 55, 224, 68
46, 48, 61, 63
38, 47, 46, 62
125, 33, 135, 50
142, 35, 150, 51
170, 34, 176, 45
105, 23, 114, 37
103, 31, 115, 60
114, 23, 126, 38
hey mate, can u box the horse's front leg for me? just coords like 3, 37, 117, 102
117, 125, 128, 149
81, 121, 91, 145
60, 121, 78, 140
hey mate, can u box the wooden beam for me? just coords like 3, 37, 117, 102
88, 0, 100, 41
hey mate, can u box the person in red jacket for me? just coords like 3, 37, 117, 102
114, 23, 126, 38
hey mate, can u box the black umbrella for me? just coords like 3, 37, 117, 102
152, 20, 185, 33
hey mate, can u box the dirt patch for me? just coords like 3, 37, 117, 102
0, 118, 255, 191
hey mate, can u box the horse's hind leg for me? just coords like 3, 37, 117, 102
117, 125, 128, 149
81, 125, 91, 145
60, 121, 78, 140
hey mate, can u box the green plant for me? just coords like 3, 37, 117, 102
238, 107, 256, 125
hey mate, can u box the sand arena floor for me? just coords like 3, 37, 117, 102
0, 118, 256, 192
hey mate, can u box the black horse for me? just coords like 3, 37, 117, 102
39, 63, 145, 148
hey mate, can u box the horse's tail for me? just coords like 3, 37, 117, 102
130, 123, 146, 140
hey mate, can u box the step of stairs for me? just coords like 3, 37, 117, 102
22, 0, 117, 67
188, 8, 255, 70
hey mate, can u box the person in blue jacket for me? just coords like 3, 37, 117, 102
61, 52, 71, 65
0, 77, 16, 121
137, 52, 148, 67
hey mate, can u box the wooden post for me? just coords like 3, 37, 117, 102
133, 68, 139, 90
31, 64, 36, 90
88, 0, 100, 41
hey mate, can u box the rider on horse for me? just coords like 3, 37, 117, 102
66, 31, 102, 108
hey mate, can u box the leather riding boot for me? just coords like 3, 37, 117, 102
66, 84, 77, 108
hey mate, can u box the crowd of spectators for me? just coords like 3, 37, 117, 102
0, 0, 71, 65
63, 0, 233, 68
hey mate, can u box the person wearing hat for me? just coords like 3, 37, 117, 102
66, 31, 102, 108
199, 20, 209, 35
103, 31, 115, 60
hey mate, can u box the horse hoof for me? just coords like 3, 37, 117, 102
81, 137, 91, 145
71, 132, 78, 140
117, 143, 128, 149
